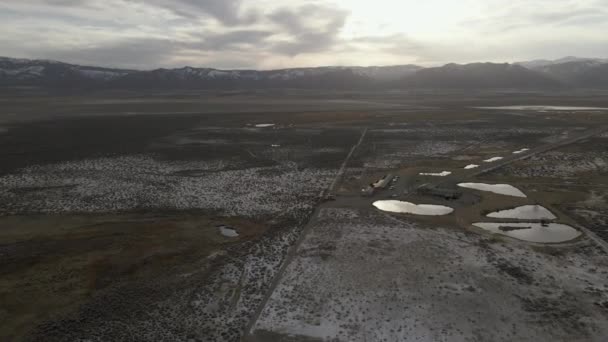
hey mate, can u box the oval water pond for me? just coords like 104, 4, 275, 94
458, 183, 527, 198
373, 200, 454, 216
473, 222, 581, 243
487, 205, 556, 220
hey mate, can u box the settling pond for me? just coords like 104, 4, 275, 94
473, 222, 581, 243
458, 183, 527, 198
487, 205, 556, 220
373, 200, 453, 216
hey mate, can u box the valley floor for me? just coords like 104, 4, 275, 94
1, 89, 607, 341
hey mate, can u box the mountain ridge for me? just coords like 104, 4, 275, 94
1, 56, 607, 89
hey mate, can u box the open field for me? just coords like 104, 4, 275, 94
1, 89, 608, 341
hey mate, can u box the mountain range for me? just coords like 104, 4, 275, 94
1, 56, 607, 89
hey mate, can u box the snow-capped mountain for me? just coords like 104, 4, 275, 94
1, 56, 607, 88
0, 57, 422, 88
517, 57, 608, 86
0, 57, 134, 84
517, 56, 607, 69
397, 63, 559, 88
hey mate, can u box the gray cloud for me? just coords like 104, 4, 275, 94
22, 29, 274, 69
40, 38, 181, 69
1, 0, 607, 69
130, 0, 257, 25
197, 30, 274, 50
34, 0, 94, 5
29, 0, 257, 25
269, 4, 349, 56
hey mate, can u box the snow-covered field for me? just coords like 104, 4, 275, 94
363, 141, 463, 169
251, 209, 608, 341
500, 151, 608, 178
3, 153, 337, 341
361, 125, 563, 171
147, 221, 309, 342
0, 155, 334, 217
571, 191, 608, 242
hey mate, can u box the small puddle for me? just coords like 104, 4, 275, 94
419, 171, 451, 177
513, 148, 530, 154
464, 164, 479, 169
487, 205, 556, 220
373, 200, 454, 216
473, 222, 581, 243
217, 225, 239, 237
458, 183, 527, 198
483, 157, 503, 162
255, 123, 275, 128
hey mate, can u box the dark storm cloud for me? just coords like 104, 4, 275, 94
269, 4, 349, 56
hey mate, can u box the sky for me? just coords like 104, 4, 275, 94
1, 0, 607, 70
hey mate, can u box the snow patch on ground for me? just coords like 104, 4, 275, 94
419, 171, 451, 177
483, 156, 504, 162
255, 123, 275, 128
464, 164, 479, 169
513, 148, 530, 154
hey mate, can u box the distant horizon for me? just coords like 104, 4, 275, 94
2, 55, 606, 72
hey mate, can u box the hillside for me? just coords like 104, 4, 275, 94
2, 56, 608, 89
399, 63, 560, 88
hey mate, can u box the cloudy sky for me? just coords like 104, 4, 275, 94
1, 0, 607, 69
